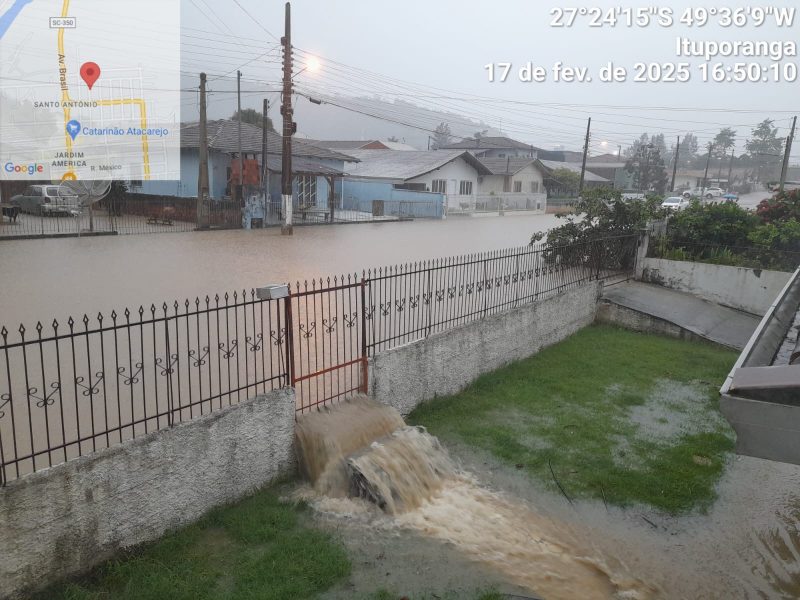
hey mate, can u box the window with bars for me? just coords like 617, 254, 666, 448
513, 181, 522, 193
431, 179, 447, 194
297, 175, 317, 207
459, 180, 473, 195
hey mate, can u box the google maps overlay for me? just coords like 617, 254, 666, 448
0, 0, 180, 181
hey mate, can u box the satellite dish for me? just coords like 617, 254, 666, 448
58, 179, 112, 208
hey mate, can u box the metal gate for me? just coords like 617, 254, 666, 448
287, 277, 368, 413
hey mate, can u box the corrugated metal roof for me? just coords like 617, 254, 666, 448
308, 139, 419, 151
478, 158, 540, 176
344, 150, 492, 181
180, 120, 357, 162
538, 160, 608, 182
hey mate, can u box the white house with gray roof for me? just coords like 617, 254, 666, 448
341, 149, 492, 215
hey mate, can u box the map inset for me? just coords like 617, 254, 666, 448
0, 0, 180, 181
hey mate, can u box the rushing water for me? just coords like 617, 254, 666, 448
295, 397, 659, 599
0, 214, 559, 326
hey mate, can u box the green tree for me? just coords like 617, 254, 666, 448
625, 144, 668, 194
545, 167, 581, 197
746, 119, 784, 182
231, 108, 276, 132
713, 127, 737, 158
431, 122, 452, 150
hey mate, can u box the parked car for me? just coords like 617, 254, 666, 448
661, 196, 690, 211
682, 187, 724, 200
11, 185, 80, 216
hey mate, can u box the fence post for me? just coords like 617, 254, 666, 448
283, 294, 295, 388
635, 227, 651, 280
360, 278, 368, 394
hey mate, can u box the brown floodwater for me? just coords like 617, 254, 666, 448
0, 214, 559, 327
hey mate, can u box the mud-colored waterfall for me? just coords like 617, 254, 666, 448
295, 397, 658, 600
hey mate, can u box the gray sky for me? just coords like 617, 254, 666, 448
181, 0, 799, 158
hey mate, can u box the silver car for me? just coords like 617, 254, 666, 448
661, 196, 690, 211
11, 185, 80, 216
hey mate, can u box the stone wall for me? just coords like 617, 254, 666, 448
0, 389, 296, 599
369, 282, 602, 416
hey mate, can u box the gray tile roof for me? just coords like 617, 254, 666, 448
441, 136, 541, 151
264, 155, 345, 177
343, 150, 492, 180
180, 120, 357, 162
478, 158, 540, 176
538, 160, 608, 182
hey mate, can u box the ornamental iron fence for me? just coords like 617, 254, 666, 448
0, 234, 638, 483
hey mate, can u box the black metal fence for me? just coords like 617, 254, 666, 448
0, 235, 638, 483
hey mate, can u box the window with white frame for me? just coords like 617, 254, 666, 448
297, 175, 317, 207
513, 181, 522, 193
459, 180, 473, 195
530, 181, 540, 193
431, 179, 447, 194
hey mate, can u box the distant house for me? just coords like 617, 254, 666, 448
137, 120, 356, 209
586, 154, 635, 190
440, 136, 564, 161
342, 149, 492, 215
475, 158, 547, 212
537, 159, 609, 196
307, 139, 418, 152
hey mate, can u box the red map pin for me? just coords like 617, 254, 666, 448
80, 62, 101, 90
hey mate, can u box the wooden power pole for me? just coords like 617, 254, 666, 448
280, 2, 295, 235
671, 136, 680, 193
578, 117, 591, 195
779, 116, 797, 193
197, 72, 210, 228
262, 98, 269, 202
237, 70, 244, 204
702, 143, 713, 196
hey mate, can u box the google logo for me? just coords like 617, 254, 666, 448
4, 162, 45, 175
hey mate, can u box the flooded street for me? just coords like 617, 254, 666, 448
0, 214, 559, 327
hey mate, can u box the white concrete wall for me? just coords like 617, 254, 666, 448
370, 282, 602, 416
639, 258, 791, 316
0, 389, 296, 600
478, 163, 545, 195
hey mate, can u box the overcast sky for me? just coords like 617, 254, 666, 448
181, 0, 799, 158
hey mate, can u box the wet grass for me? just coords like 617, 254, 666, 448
37, 489, 351, 600
409, 325, 738, 514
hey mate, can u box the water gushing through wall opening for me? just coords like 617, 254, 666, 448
294, 396, 658, 600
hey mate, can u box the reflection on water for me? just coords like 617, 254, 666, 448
0, 215, 559, 326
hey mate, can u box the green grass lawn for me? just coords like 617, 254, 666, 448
38, 489, 350, 600
409, 325, 738, 514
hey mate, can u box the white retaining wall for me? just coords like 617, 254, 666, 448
640, 258, 791, 316
370, 282, 602, 416
0, 389, 296, 599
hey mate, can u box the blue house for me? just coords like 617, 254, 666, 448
136, 119, 355, 211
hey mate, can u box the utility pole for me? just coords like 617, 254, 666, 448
262, 98, 269, 203
236, 70, 244, 204
197, 72, 210, 229
280, 1, 295, 235
702, 143, 714, 197
779, 116, 797, 193
578, 117, 591, 196
727, 148, 735, 191
671, 136, 680, 193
